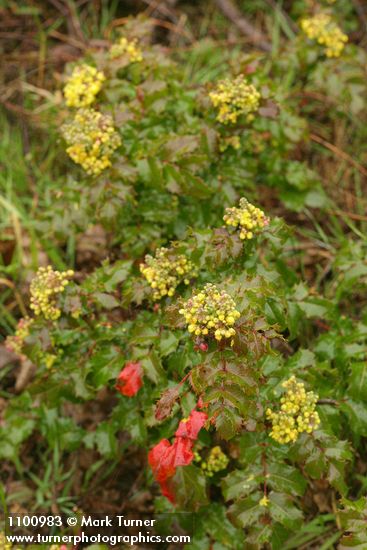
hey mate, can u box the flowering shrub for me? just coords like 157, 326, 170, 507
2, 6, 367, 549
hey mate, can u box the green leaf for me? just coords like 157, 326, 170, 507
104, 261, 132, 291
197, 503, 244, 548
339, 497, 367, 549
89, 347, 122, 389
94, 292, 120, 309
214, 408, 240, 440
222, 468, 263, 501
297, 300, 331, 319
341, 401, 367, 437
269, 492, 303, 529
140, 351, 166, 385
159, 331, 180, 357
172, 465, 208, 509
265, 298, 287, 329
327, 461, 348, 495
267, 463, 307, 496
228, 493, 264, 528
238, 433, 263, 465
286, 349, 315, 370
348, 363, 367, 401
126, 413, 147, 444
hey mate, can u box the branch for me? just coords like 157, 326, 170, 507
317, 398, 339, 406
214, 0, 271, 52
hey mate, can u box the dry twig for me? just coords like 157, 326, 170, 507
214, 0, 271, 51
310, 133, 367, 179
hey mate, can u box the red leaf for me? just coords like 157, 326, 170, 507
148, 439, 176, 482
171, 437, 194, 467
148, 409, 207, 502
159, 479, 175, 503
115, 361, 143, 397
175, 410, 207, 440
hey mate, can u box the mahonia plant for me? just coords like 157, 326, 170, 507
3, 10, 366, 550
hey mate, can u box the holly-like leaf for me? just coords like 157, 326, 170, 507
94, 292, 120, 309
222, 467, 263, 501
171, 464, 208, 509
213, 407, 242, 440
267, 463, 307, 497
339, 497, 367, 549
139, 351, 166, 385
268, 491, 303, 529
228, 493, 264, 528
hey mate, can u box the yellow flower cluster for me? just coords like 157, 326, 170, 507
300, 13, 348, 57
223, 197, 269, 240
179, 283, 240, 341
200, 446, 229, 477
61, 108, 121, 176
64, 64, 105, 108
266, 376, 320, 444
5, 317, 34, 358
209, 76, 261, 124
140, 247, 197, 301
30, 266, 74, 321
109, 37, 143, 63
